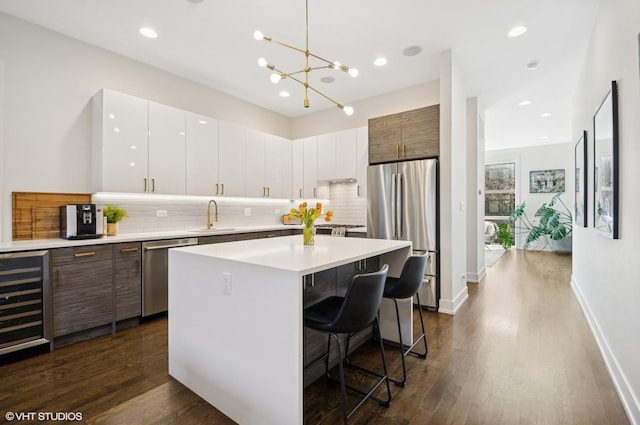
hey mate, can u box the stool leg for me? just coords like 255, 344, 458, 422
373, 315, 392, 406
413, 293, 428, 358
391, 298, 408, 387
324, 333, 332, 379
331, 332, 349, 425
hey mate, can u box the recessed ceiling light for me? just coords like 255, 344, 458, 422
320, 76, 335, 84
527, 60, 540, 70
374, 57, 387, 66
518, 100, 531, 106
185, 0, 204, 3
540, 136, 549, 140
508, 25, 527, 38
279, 91, 290, 97
139, 27, 158, 39
402, 46, 422, 57
541, 113, 551, 117
198, 120, 208, 124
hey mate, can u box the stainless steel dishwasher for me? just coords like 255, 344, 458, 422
141, 238, 198, 317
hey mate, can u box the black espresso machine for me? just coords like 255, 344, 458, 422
60, 204, 104, 239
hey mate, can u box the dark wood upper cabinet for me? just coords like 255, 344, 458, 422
368, 105, 439, 164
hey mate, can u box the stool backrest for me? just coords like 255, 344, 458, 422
388, 253, 428, 299
332, 264, 389, 334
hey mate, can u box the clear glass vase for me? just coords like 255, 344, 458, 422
303, 223, 315, 245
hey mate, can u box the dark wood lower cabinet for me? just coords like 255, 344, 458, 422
114, 242, 142, 321
51, 245, 114, 342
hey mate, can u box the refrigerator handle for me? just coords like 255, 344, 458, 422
391, 173, 397, 238
397, 173, 403, 237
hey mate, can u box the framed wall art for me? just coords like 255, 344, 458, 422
529, 169, 565, 193
593, 80, 619, 239
574, 131, 587, 227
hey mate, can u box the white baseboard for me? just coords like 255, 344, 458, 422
466, 266, 486, 283
571, 275, 639, 425
438, 285, 469, 315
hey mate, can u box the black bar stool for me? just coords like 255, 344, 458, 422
303, 264, 391, 425
382, 253, 429, 387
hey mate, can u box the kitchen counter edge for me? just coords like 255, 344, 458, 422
0, 225, 302, 253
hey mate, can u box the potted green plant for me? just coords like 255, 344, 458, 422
102, 204, 127, 236
499, 193, 572, 252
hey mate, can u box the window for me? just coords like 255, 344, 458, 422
485, 163, 515, 217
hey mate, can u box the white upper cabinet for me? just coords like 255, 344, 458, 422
292, 139, 304, 199
93, 90, 186, 194
247, 131, 292, 198
218, 121, 247, 196
316, 129, 357, 182
92, 89, 149, 193
265, 134, 292, 199
316, 133, 337, 181
245, 128, 266, 197
356, 126, 368, 197
148, 101, 186, 194
186, 112, 219, 196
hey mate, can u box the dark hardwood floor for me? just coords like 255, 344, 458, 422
0, 250, 629, 424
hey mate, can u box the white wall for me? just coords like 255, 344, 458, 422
571, 0, 640, 423
486, 143, 574, 250
438, 50, 468, 314
466, 97, 485, 282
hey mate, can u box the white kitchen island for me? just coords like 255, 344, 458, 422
168, 235, 412, 425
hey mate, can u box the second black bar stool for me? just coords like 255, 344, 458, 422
382, 252, 429, 386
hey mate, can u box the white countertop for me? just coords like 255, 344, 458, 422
0, 224, 300, 253
172, 234, 410, 274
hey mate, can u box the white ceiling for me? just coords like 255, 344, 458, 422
0, 0, 600, 150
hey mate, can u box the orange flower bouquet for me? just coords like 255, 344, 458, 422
284, 201, 333, 245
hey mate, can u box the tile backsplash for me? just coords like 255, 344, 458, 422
93, 183, 366, 234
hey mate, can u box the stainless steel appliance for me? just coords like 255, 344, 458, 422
60, 204, 104, 239
142, 238, 198, 317
367, 159, 439, 309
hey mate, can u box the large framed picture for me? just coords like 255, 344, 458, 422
529, 169, 565, 193
593, 80, 619, 239
575, 131, 587, 227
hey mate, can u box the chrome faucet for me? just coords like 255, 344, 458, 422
206, 199, 219, 229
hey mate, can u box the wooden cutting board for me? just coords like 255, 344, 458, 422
12, 192, 92, 240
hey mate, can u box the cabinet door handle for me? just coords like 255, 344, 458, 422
313, 187, 317, 197
402, 144, 406, 157
299, 188, 303, 198
267, 187, 270, 197
262, 187, 266, 197
396, 145, 400, 158
357, 185, 361, 196
144, 178, 148, 192
151, 178, 156, 192
215, 183, 219, 195
120, 247, 139, 253
221, 184, 225, 195
74, 252, 96, 258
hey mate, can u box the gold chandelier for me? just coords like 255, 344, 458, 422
253, 0, 357, 115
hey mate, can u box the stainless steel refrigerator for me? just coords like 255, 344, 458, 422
367, 159, 439, 309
